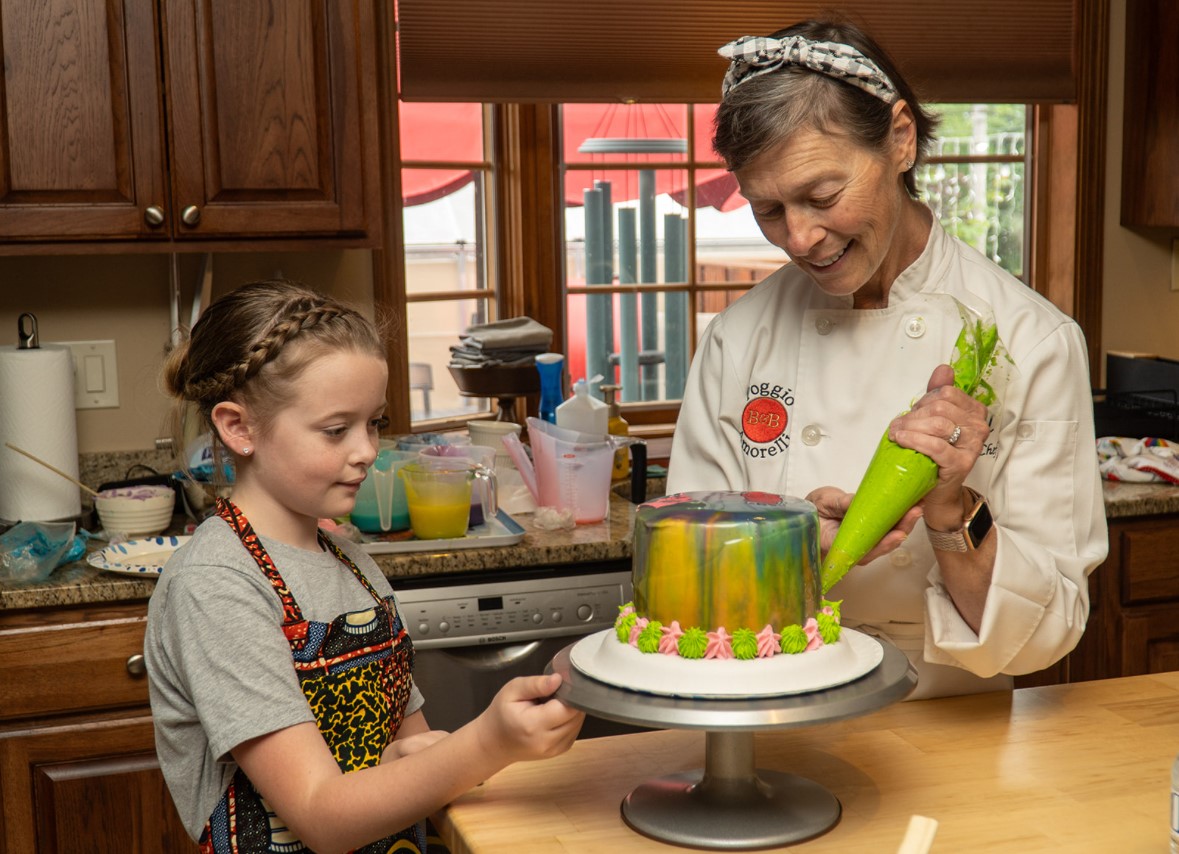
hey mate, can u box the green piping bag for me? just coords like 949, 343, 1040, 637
819, 307, 1005, 593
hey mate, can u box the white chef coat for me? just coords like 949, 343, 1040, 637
668, 217, 1108, 699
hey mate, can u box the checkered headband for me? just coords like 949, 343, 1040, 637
719, 35, 898, 104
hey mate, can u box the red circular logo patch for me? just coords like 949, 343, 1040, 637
741, 397, 788, 444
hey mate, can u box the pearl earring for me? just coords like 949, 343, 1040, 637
241, 446, 252, 456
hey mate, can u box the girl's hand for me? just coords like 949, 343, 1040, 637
806, 486, 922, 564
381, 729, 448, 763
476, 673, 584, 764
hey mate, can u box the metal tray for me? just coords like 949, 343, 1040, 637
358, 510, 526, 554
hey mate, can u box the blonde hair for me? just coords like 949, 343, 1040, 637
162, 279, 386, 483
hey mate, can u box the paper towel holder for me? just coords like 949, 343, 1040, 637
17, 313, 38, 350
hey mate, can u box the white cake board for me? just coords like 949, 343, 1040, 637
569, 627, 883, 699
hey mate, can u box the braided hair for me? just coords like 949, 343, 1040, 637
162, 279, 386, 483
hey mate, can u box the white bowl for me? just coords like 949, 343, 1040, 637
96, 486, 176, 536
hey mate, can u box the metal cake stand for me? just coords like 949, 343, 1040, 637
546, 636, 917, 850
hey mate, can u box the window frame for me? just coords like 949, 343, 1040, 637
374, 2, 1109, 438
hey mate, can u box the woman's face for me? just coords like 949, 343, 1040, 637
735, 125, 917, 306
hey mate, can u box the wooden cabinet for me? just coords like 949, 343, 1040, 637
1021, 513, 1179, 688
0, 0, 379, 246
0, 602, 198, 853
1120, 0, 1179, 230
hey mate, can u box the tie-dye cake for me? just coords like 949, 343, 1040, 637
616, 491, 842, 660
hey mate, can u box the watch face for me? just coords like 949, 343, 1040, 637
967, 499, 994, 547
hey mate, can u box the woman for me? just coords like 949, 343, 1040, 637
667, 19, 1108, 698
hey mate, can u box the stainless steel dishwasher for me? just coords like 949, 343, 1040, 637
393, 560, 649, 738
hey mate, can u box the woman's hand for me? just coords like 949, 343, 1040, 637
887, 363, 988, 531
475, 673, 584, 765
806, 485, 922, 564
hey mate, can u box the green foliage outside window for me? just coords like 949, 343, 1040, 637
917, 104, 1028, 278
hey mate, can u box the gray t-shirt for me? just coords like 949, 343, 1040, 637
144, 516, 426, 838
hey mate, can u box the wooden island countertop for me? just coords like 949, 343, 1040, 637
435, 671, 1179, 853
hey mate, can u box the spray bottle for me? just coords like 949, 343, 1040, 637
599, 384, 630, 481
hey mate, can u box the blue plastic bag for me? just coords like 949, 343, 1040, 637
0, 521, 77, 586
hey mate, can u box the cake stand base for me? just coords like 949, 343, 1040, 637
547, 636, 917, 850
621, 731, 839, 850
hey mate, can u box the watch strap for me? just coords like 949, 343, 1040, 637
927, 487, 989, 553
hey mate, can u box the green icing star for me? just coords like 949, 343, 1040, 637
731, 628, 758, 660
678, 627, 707, 659
780, 624, 808, 654
615, 612, 637, 643
637, 621, 663, 654
821, 598, 842, 620
817, 612, 841, 645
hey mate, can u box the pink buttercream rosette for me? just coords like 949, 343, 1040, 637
705, 627, 733, 660
658, 620, 684, 655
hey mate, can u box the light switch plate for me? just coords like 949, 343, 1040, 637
54, 340, 120, 409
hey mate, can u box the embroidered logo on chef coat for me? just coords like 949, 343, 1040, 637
740, 383, 793, 459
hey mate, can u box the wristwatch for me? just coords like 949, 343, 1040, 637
926, 487, 993, 552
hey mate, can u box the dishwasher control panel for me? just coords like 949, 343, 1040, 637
395, 569, 632, 649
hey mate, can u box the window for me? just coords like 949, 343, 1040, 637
398, 102, 496, 425
919, 104, 1030, 280
557, 102, 1034, 418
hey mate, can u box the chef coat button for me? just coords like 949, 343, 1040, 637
815, 316, 834, 335
890, 549, 913, 567
904, 316, 927, 338
801, 424, 822, 446
1017, 423, 1035, 439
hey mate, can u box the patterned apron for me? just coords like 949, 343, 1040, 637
198, 498, 425, 854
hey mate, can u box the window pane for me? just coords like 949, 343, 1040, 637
696, 200, 782, 286
406, 299, 492, 422
565, 169, 689, 286
930, 104, 1026, 154
403, 174, 488, 293
562, 104, 689, 165
916, 104, 1028, 277
565, 290, 689, 404
692, 104, 722, 164
919, 161, 1026, 276
399, 102, 485, 161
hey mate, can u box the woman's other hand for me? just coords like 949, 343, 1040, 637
806, 485, 922, 564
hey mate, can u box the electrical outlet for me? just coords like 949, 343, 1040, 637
53, 340, 120, 409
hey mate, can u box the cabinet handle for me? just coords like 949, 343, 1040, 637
181, 205, 202, 227
126, 654, 147, 677
144, 206, 165, 227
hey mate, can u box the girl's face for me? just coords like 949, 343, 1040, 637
240, 350, 388, 539
735, 124, 918, 307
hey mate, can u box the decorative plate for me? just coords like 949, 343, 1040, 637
87, 536, 191, 577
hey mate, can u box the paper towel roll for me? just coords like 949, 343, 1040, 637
0, 344, 81, 522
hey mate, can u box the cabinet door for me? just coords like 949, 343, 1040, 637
0, 714, 198, 853
0, 0, 169, 241
161, 0, 378, 238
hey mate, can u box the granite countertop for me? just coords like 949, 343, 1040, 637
3, 482, 1176, 613
0, 494, 636, 612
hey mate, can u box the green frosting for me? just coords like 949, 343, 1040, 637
731, 628, 758, 660
780, 624, 808, 654
678, 627, 708, 659
637, 621, 663, 653
821, 598, 842, 620
817, 612, 841, 645
615, 612, 637, 643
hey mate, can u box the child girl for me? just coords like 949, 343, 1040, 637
145, 280, 584, 854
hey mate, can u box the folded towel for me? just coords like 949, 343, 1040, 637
461, 317, 553, 351
1097, 436, 1179, 484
